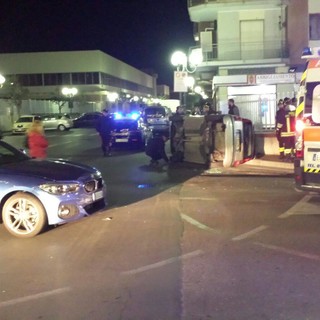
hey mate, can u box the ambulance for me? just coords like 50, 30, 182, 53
294, 47, 320, 192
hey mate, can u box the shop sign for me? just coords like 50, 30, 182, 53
256, 73, 295, 84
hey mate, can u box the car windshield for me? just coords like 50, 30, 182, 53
0, 141, 29, 165
145, 107, 166, 118
113, 120, 138, 130
16, 117, 33, 123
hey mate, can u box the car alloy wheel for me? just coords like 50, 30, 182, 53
2, 192, 47, 238
58, 124, 66, 131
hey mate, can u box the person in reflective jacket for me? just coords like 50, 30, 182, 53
145, 133, 169, 166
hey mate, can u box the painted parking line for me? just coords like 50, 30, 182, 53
0, 287, 71, 308
122, 250, 203, 275
232, 225, 268, 241
49, 141, 74, 148
253, 242, 320, 261
180, 213, 220, 233
278, 195, 314, 218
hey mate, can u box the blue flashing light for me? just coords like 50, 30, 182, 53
130, 112, 140, 120
114, 112, 123, 120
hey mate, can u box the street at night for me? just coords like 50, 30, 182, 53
1, 129, 319, 320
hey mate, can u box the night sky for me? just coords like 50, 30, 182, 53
0, 0, 194, 87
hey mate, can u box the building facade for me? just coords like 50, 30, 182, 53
0, 50, 158, 129
188, 0, 320, 130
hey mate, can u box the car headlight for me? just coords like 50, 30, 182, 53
39, 183, 80, 195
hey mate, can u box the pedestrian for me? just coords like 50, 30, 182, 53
202, 102, 215, 115
145, 133, 169, 166
169, 106, 185, 161
26, 120, 48, 159
96, 108, 114, 156
228, 98, 240, 116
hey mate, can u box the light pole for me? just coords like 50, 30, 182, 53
171, 49, 203, 107
0, 74, 6, 88
61, 87, 78, 113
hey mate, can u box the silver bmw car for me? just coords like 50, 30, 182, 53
0, 140, 106, 238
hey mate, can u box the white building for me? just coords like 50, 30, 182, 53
188, 0, 320, 130
0, 50, 158, 129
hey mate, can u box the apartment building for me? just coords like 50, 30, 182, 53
188, 0, 320, 130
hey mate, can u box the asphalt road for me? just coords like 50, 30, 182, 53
1, 129, 320, 320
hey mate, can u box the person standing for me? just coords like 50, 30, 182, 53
145, 133, 169, 166
275, 101, 286, 159
96, 108, 114, 156
26, 120, 48, 159
228, 98, 240, 116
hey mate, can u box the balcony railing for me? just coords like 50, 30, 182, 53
190, 40, 289, 63
188, 0, 260, 6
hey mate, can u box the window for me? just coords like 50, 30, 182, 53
310, 14, 320, 40
72, 73, 86, 85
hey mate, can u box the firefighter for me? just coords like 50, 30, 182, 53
275, 101, 286, 159
276, 99, 295, 160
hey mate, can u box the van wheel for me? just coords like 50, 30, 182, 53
58, 125, 66, 131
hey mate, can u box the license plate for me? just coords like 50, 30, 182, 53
92, 190, 104, 201
116, 138, 128, 143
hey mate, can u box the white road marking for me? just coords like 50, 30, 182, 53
278, 195, 313, 218
232, 225, 268, 241
49, 141, 74, 148
180, 197, 217, 201
180, 213, 220, 233
122, 250, 203, 275
253, 242, 320, 261
0, 287, 71, 308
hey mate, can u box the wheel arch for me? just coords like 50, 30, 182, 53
0, 191, 46, 223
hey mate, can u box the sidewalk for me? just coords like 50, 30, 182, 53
244, 154, 294, 170
202, 154, 294, 176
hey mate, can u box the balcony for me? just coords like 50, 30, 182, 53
188, 0, 280, 7
190, 39, 289, 67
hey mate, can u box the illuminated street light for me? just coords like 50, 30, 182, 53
0, 74, 6, 88
171, 48, 203, 73
107, 92, 119, 102
194, 86, 202, 94
185, 76, 195, 89
61, 87, 78, 97
171, 49, 203, 106
62, 87, 78, 111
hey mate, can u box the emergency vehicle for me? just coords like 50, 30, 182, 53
294, 47, 320, 192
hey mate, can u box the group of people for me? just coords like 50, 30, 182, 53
23, 99, 240, 164
275, 97, 296, 160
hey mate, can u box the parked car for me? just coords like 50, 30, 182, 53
12, 115, 42, 134
73, 112, 103, 128
0, 140, 106, 238
142, 106, 170, 136
12, 114, 73, 134
42, 114, 73, 131
112, 117, 147, 148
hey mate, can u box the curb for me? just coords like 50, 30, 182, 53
243, 158, 293, 170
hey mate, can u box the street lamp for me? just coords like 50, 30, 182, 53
0, 74, 6, 88
171, 48, 203, 73
62, 87, 78, 112
171, 49, 203, 106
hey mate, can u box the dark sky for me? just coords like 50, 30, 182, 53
0, 0, 194, 87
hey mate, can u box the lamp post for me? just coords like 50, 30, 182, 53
61, 87, 78, 113
171, 49, 203, 107
0, 74, 6, 88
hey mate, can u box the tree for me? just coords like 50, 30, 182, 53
2, 77, 29, 121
